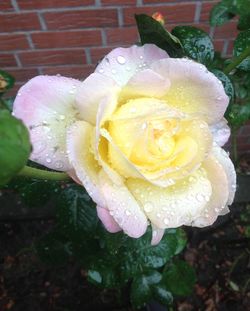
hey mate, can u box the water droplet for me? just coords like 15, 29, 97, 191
46, 158, 52, 163
163, 218, 169, 225
117, 55, 126, 65
156, 213, 161, 218
99, 68, 104, 73
196, 193, 204, 202
59, 114, 65, 120
139, 55, 143, 60
144, 202, 153, 213
111, 69, 116, 74
125, 210, 131, 216
141, 122, 147, 130
55, 160, 64, 169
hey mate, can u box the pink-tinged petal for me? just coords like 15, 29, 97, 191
121, 68, 170, 98
67, 121, 106, 207
151, 225, 165, 246
192, 155, 229, 227
97, 205, 121, 233
210, 118, 230, 146
67, 169, 82, 185
75, 73, 120, 125
99, 169, 148, 238
95, 44, 169, 86
151, 59, 229, 124
212, 145, 236, 205
13, 75, 81, 171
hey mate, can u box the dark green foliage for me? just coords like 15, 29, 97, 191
172, 26, 214, 65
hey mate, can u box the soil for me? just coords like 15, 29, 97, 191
0, 202, 249, 311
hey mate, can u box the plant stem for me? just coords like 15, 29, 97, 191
224, 45, 250, 75
232, 129, 238, 165
18, 165, 70, 181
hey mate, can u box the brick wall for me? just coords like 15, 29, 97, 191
1, 0, 248, 154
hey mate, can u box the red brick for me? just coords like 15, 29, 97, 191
0, 54, 17, 67
213, 39, 225, 52
106, 27, 138, 45
0, 13, 40, 32
90, 47, 113, 64
200, 1, 219, 22
240, 124, 250, 136
101, 0, 136, 5
17, 0, 94, 9
214, 21, 238, 39
0, 34, 29, 51
44, 9, 118, 30
41, 65, 95, 80
19, 50, 86, 66
143, 0, 197, 2
5, 68, 39, 82
0, 0, 13, 11
32, 30, 102, 49
123, 4, 196, 26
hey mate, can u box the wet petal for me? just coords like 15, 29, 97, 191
210, 118, 230, 146
151, 225, 165, 245
13, 75, 81, 171
75, 73, 120, 125
99, 169, 148, 238
151, 58, 229, 124
67, 121, 106, 207
127, 168, 212, 229
96, 205, 121, 233
95, 44, 169, 86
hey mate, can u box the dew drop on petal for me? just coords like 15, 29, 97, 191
144, 202, 153, 213
163, 218, 169, 225
117, 55, 126, 65
125, 209, 131, 216
46, 158, 52, 163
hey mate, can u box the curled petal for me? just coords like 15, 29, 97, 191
151, 225, 165, 246
210, 118, 230, 146
96, 205, 121, 233
95, 44, 169, 86
99, 169, 148, 238
151, 58, 229, 124
67, 121, 106, 207
75, 73, 120, 125
192, 155, 229, 227
13, 75, 81, 171
212, 145, 236, 205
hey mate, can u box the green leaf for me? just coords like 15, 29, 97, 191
173, 228, 187, 255
209, 1, 235, 26
163, 260, 196, 296
233, 29, 250, 71
211, 69, 234, 101
0, 70, 15, 94
0, 97, 15, 111
0, 110, 31, 186
152, 284, 173, 306
56, 184, 98, 238
131, 270, 162, 308
135, 14, 184, 57
228, 103, 250, 128
35, 230, 71, 266
238, 13, 250, 30
172, 26, 214, 64
121, 230, 178, 280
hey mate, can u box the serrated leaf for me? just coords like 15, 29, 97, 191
211, 69, 234, 101
238, 13, 250, 30
233, 29, 250, 71
172, 26, 214, 64
121, 230, 177, 279
163, 260, 196, 296
0, 110, 31, 186
0, 70, 15, 94
209, 1, 235, 26
135, 14, 183, 57
131, 270, 162, 308
56, 184, 98, 238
